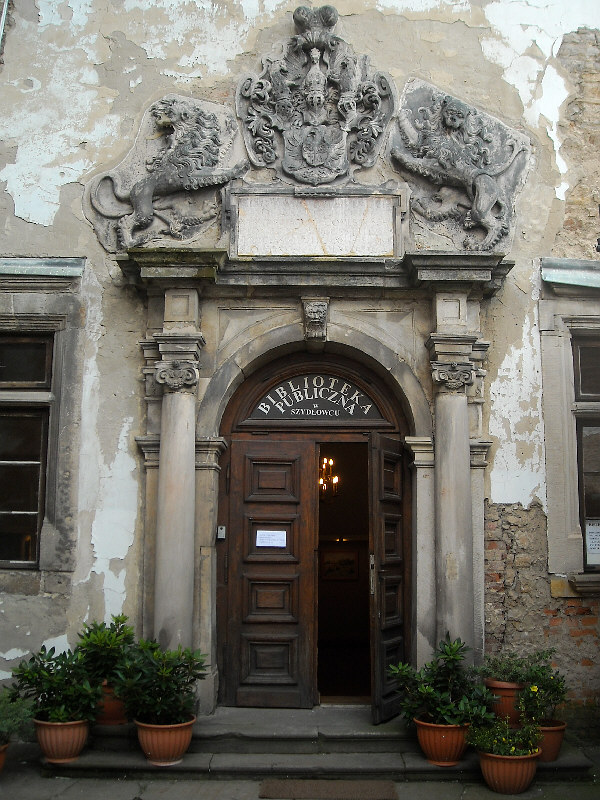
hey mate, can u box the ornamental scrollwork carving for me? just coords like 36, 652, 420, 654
155, 360, 199, 391
390, 79, 530, 252
83, 95, 248, 252
431, 361, 474, 391
236, 5, 396, 186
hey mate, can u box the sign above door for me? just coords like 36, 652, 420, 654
248, 373, 384, 421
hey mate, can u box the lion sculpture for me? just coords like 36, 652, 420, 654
87, 96, 247, 250
391, 92, 528, 251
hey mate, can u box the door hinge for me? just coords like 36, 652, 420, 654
369, 553, 375, 595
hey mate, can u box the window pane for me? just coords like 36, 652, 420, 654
0, 513, 38, 562
578, 346, 600, 397
580, 420, 600, 569
0, 336, 53, 388
0, 413, 45, 460
0, 465, 41, 511
584, 474, 600, 518
582, 426, 600, 472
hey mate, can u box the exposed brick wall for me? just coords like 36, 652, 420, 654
484, 501, 599, 716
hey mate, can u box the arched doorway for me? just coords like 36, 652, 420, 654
216, 353, 411, 722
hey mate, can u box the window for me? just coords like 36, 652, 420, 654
0, 255, 84, 585
0, 335, 54, 567
573, 339, 600, 570
540, 257, 600, 589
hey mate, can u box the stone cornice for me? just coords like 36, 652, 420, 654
404, 252, 513, 296
0, 257, 85, 291
567, 572, 600, 596
118, 249, 227, 286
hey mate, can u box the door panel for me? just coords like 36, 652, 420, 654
220, 437, 317, 708
370, 434, 407, 723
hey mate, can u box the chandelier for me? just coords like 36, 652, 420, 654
319, 457, 339, 496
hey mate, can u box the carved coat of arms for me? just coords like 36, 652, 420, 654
236, 5, 396, 186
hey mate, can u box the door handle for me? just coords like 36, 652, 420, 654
369, 553, 375, 595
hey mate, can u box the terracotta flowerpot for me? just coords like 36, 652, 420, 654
478, 750, 540, 794
538, 720, 566, 762
96, 683, 127, 725
134, 716, 195, 766
34, 719, 89, 764
0, 743, 8, 774
485, 679, 525, 725
413, 717, 469, 766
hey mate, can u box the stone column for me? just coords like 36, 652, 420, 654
431, 360, 475, 653
152, 287, 205, 651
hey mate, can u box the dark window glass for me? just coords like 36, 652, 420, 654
0, 409, 48, 565
0, 414, 45, 460
0, 336, 53, 388
578, 420, 600, 570
573, 340, 600, 401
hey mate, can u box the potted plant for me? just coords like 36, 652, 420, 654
112, 639, 207, 766
388, 634, 495, 766
10, 646, 102, 763
0, 687, 33, 775
76, 614, 134, 724
517, 654, 568, 762
477, 651, 535, 725
478, 648, 560, 727
467, 716, 541, 794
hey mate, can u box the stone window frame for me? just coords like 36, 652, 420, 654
540, 258, 600, 595
0, 259, 84, 591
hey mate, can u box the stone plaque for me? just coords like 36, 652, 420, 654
250, 374, 383, 420
229, 186, 407, 260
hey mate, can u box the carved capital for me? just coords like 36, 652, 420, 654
155, 359, 199, 392
302, 298, 329, 342
431, 361, 474, 391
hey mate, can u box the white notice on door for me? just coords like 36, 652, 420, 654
256, 530, 287, 548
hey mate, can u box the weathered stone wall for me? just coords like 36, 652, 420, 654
554, 28, 600, 258
0, 1, 599, 694
485, 501, 600, 715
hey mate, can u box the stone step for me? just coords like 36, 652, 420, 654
90, 724, 415, 755
89, 705, 414, 755
46, 743, 593, 783
51, 707, 592, 783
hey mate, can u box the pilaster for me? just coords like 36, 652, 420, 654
194, 437, 227, 714
405, 436, 436, 667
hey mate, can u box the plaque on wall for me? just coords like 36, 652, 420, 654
586, 519, 600, 566
249, 373, 383, 420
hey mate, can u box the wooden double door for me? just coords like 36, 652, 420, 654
216, 432, 410, 722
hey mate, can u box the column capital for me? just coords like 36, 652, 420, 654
155, 359, 199, 392
195, 437, 228, 470
470, 439, 493, 468
431, 361, 474, 392
405, 436, 435, 467
153, 332, 205, 393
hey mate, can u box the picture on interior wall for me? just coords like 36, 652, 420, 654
320, 550, 359, 581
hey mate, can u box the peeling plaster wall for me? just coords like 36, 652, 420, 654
0, 1, 599, 691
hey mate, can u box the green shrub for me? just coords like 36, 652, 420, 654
112, 639, 207, 725
388, 633, 495, 726
10, 647, 102, 723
